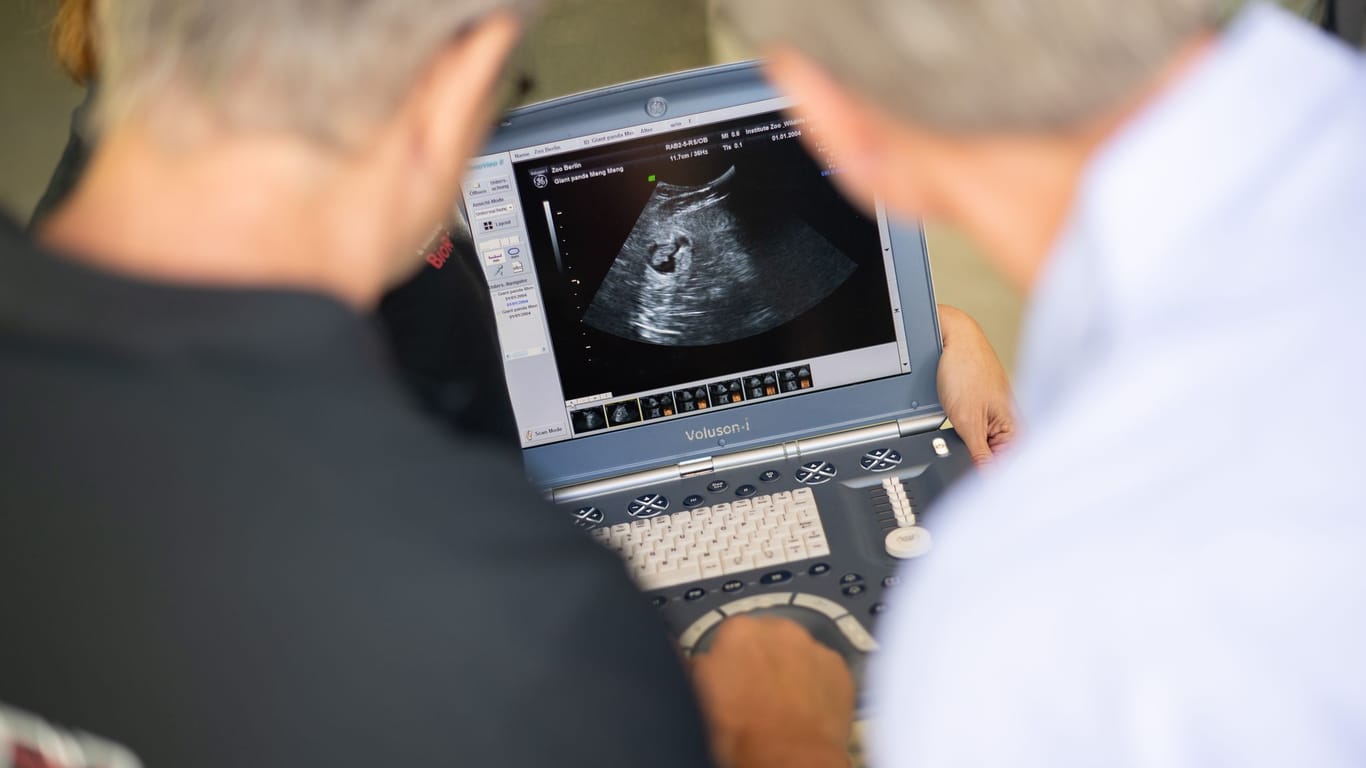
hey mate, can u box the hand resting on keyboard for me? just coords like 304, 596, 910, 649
691, 615, 855, 768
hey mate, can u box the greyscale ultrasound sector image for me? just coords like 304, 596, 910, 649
583, 166, 857, 346
513, 108, 897, 404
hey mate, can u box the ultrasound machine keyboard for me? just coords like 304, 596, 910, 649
592, 487, 831, 591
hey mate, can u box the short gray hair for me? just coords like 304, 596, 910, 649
719, 0, 1223, 133
95, 0, 537, 144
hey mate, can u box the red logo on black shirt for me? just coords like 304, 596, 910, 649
13, 744, 60, 768
426, 234, 455, 270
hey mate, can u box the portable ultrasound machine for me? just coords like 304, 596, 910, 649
458, 61, 974, 684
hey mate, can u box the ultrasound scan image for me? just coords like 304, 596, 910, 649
582, 167, 856, 347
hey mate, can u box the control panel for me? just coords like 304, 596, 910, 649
559, 428, 973, 695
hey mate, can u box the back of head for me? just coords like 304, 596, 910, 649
720, 0, 1223, 133
94, 0, 536, 145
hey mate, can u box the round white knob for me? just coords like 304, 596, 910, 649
885, 526, 932, 559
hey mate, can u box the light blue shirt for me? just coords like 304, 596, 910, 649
871, 5, 1366, 766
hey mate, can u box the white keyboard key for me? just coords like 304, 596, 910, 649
647, 565, 678, 588
723, 554, 755, 574
674, 561, 701, 583
700, 556, 724, 579
755, 549, 783, 568
605, 488, 833, 590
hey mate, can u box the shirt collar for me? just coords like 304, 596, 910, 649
1015, 3, 1360, 420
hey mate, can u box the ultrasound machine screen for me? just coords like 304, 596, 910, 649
460, 97, 913, 450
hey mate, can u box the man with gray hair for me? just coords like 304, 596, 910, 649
0, 1, 856, 766
704, 0, 1366, 765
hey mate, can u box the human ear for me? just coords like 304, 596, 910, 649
762, 47, 887, 216
763, 47, 935, 219
401, 12, 523, 235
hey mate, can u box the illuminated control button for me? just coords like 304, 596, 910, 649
933, 437, 950, 457
679, 611, 724, 651
571, 506, 604, 529
627, 493, 669, 519
859, 448, 903, 472
719, 593, 794, 616
836, 615, 879, 652
795, 461, 837, 485
758, 570, 792, 585
792, 593, 848, 620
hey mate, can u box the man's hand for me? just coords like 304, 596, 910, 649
690, 616, 855, 768
937, 304, 1016, 465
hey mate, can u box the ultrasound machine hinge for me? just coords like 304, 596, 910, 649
897, 412, 949, 438
550, 413, 950, 504
552, 463, 686, 503
793, 421, 903, 456
678, 456, 715, 478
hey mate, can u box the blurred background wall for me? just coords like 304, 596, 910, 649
1, 0, 1353, 375
0, 0, 86, 224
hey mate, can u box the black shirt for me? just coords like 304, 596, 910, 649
0, 217, 712, 768
375, 228, 520, 445
29, 87, 518, 447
